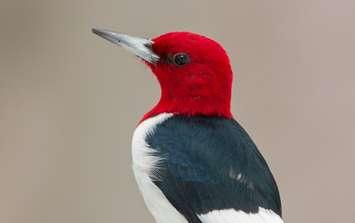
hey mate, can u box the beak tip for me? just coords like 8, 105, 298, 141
92, 28, 101, 36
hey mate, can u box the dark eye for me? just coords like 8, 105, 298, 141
172, 53, 190, 66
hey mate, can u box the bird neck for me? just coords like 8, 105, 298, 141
141, 87, 233, 122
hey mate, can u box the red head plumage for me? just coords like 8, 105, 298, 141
92, 29, 234, 121
143, 32, 233, 120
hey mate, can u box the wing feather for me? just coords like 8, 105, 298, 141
146, 116, 282, 223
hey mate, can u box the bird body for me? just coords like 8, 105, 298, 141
132, 114, 282, 223
93, 29, 283, 223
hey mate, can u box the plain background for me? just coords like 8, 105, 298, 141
1, 0, 355, 222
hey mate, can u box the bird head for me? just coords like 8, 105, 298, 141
93, 29, 233, 120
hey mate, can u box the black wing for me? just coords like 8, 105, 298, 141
146, 115, 282, 223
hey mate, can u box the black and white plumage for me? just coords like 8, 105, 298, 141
132, 113, 283, 223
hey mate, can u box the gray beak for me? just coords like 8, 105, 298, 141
92, 28, 159, 63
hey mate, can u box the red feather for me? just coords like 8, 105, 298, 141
142, 32, 233, 121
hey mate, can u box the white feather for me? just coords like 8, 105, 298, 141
198, 208, 283, 223
132, 113, 188, 223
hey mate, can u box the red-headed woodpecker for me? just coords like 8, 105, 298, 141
93, 29, 283, 223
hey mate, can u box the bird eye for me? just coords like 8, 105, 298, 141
172, 53, 190, 66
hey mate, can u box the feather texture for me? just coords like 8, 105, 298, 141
132, 114, 283, 223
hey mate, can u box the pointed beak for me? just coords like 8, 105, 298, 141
92, 28, 159, 63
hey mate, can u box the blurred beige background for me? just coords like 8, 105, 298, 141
1, 0, 355, 222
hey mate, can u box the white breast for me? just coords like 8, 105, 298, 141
131, 113, 188, 223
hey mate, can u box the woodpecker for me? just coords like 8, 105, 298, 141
92, 29, 283, 223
